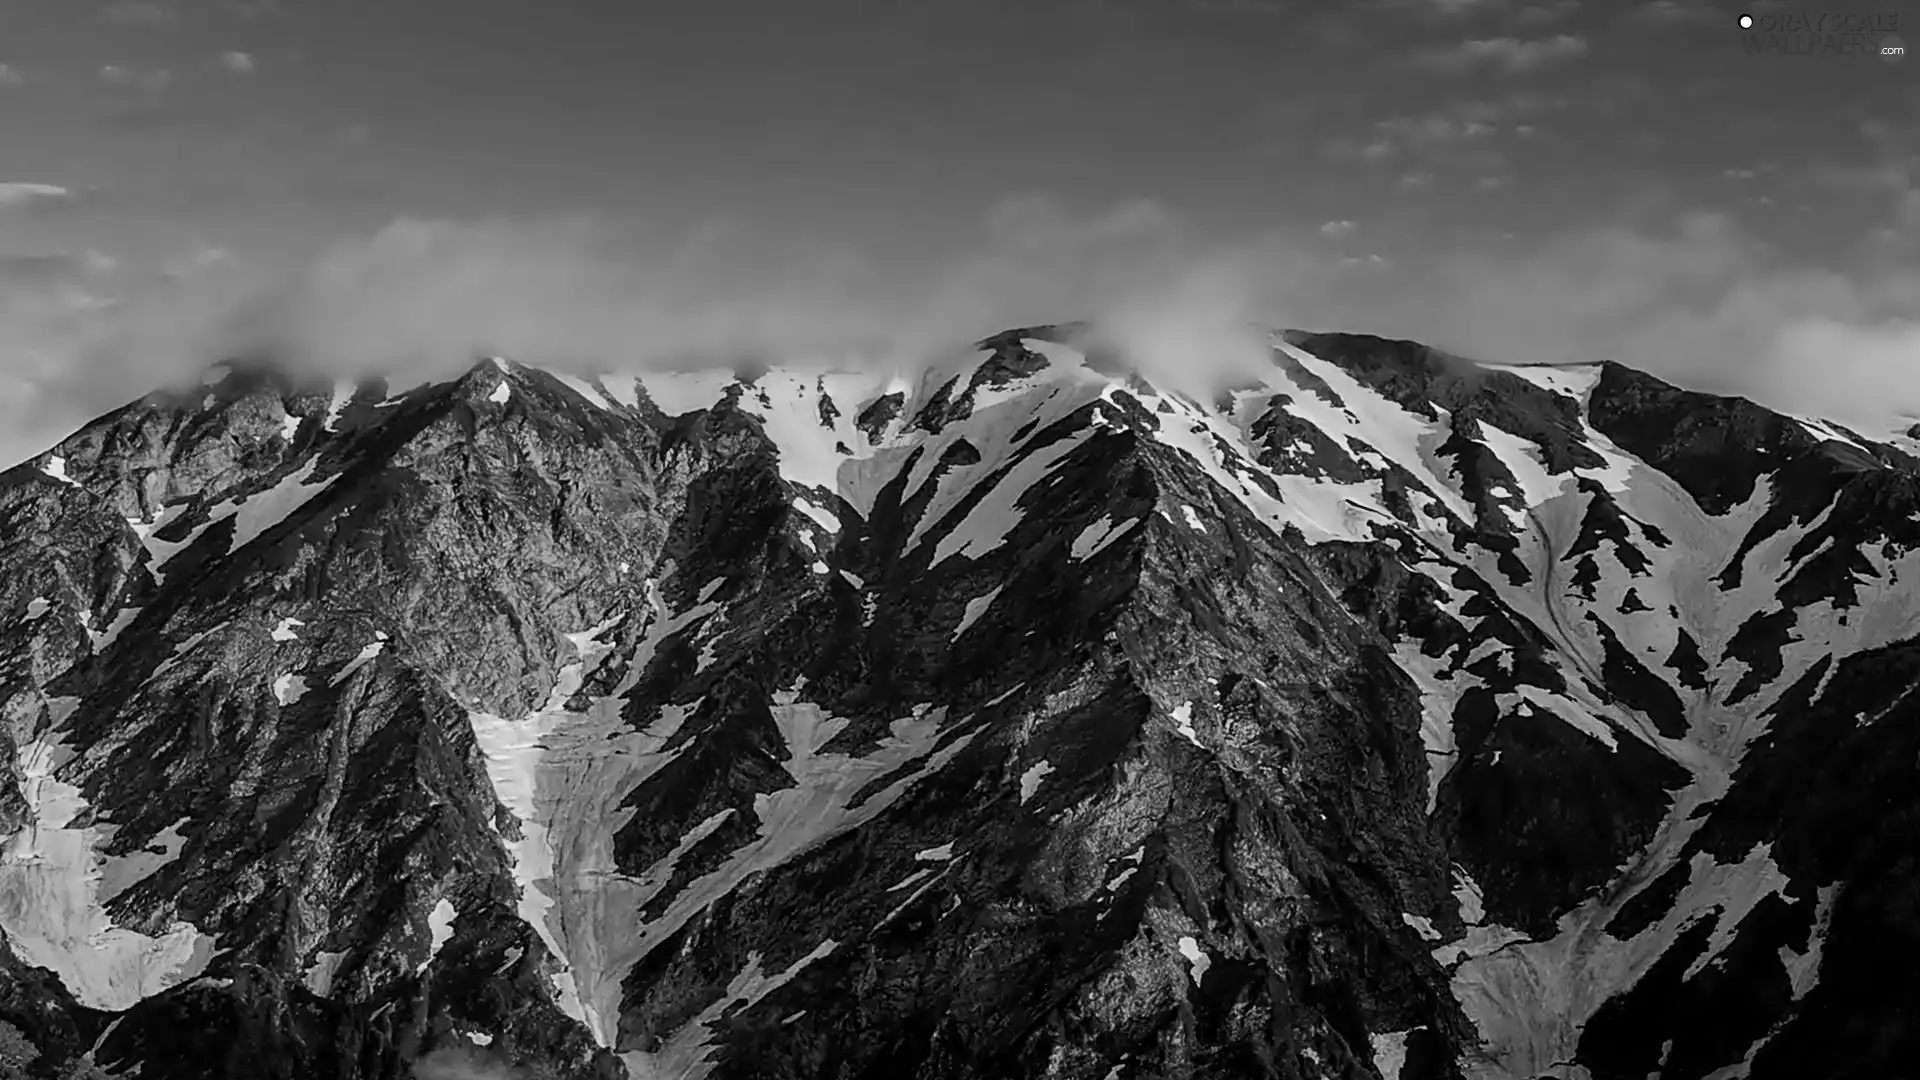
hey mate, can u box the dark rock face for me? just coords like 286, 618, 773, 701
0, 330, 1915, 1080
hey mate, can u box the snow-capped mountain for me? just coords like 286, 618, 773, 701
0, 324, 1913, 1079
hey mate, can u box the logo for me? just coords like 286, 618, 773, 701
1736, 10, 1904, 61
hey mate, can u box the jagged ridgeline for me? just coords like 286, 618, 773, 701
1, 325, 1916, 1079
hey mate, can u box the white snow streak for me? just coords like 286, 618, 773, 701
952, 587, 1001, 641
1069, 514, 1141, 561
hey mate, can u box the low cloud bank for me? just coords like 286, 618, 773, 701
2, 199, 1916, 467
410, 1046, 526, 1080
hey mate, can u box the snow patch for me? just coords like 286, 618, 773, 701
1778, 882, 1838, 1001
1370, 1029, 1415, 1080
97, 818, 190, 904
1069, 514, 1141, 561
1793, 415, 1873, 456
1176, 936, 1210, 986
620, 939, 838, 1080
321, 381, 354, 431
466, 582, 735, 1046
1477, 421, 1570, 508
793, 497, 841, 534
87, 607, 141, 653
633, 370, 739, 416
39, 455, 80, 487
549, 371, 614, 410
0, 696, 218, 1010
272, 673, 308, 706
420, 897, 456, 973
1170, 702, 1203, 748
931, 430, 1095, 566
952, 587, 1001, 641
270, 617, 303, 642
303, 950, 347, 997
1479, 362, 1603, 400
1019, 760, 1054, 803
212, 456, 338, 554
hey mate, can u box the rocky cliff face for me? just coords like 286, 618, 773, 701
0, 326, 1913, 1080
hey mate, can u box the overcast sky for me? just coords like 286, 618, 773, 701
2, 0, 1917, 464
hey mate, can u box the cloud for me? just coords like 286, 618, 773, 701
1328, 110, 1507, 166
1388, 0, 1580, 17
1416, 34, 1589, 73
0, 183, 71, 207
1410, 0, 1508, 14
0, 200, 1329, 465
1624, 0, 1719, 22
411, 1047, 527, 1080
1512, 0, 1580, 23
1355, 213, 1920, 431
1320, 220, 1358, 236
0, 253, 111, 291
0, 64, 23, 86
220, 51, 256, 74
102, 1, 174, 24
100, 64, 173, 90
5, 198, 1920, 473
1445, 90, 1568, 125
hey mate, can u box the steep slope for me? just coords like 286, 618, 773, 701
0, 326, 1913, 1080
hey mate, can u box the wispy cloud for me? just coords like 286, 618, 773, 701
1327, 111, 1503, 163
1445, 90, 1568, 125
1372, 0, 1578, 20
0, 183, 72, 207
1624, 0, 1719, 22
1415, 34, 1589, 73
100, 64, 173, 90
1512, 0, 1580, 24
1320, 219, 1358, 236
1423, 0, 1508, 15
412, 1047, 529, 1080
6, 192, 1920, 475
0, 64, 23, 86
102, 1, 174, 24
220, 51, 256, 74
1362, 212, 1920, 430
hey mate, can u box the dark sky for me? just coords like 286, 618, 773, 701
1, 0, 1917, 461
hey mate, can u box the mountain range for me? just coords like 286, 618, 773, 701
0, 323, 1914, 1080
